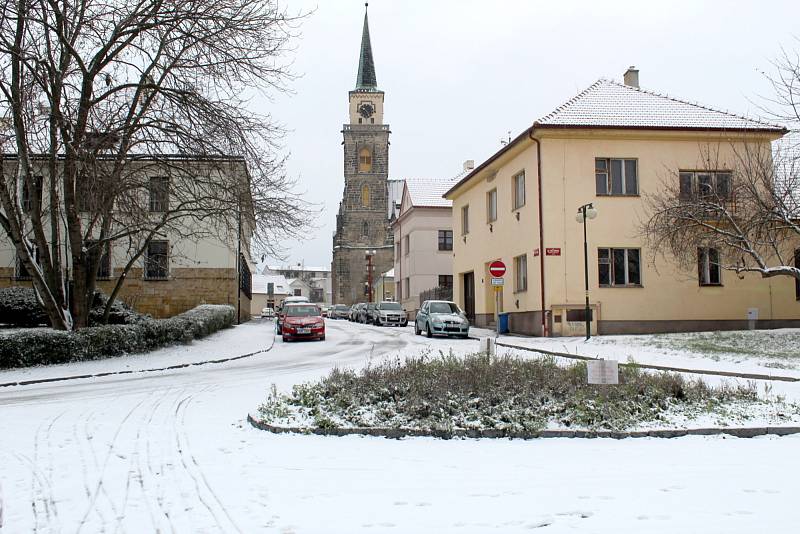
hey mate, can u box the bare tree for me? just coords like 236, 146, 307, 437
0, 0, 311, 330
642, 140, 800, 284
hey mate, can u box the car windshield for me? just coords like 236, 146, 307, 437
366, 304, 376, 310
336, 305, 350, 311
429, 302, 460, 314
379, 302, 402, 310
285, 305, 320, 317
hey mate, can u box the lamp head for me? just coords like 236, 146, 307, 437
586, 206, 598, 219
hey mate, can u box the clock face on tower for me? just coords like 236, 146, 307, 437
358, 102, 375, 119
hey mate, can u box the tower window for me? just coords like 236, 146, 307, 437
359, 147, 372, 173
361, 184, 370, 207
362, 221, 369, 237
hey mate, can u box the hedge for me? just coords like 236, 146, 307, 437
0, 304, 236, 369
0, 287, 145, 327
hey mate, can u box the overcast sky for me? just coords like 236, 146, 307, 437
256, 0, 800, 269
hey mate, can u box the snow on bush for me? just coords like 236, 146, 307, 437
0, 304, 235, 369
258, 351, 800, 433
0, 287, 49, 326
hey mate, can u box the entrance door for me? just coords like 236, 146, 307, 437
462, 272, 475, 322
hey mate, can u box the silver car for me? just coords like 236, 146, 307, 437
415, 300, 470, 338
372, 301, 408, 326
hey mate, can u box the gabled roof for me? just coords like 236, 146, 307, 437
404, 178, 456, 208
251, 274, 290, 295
535, 79, 785, 132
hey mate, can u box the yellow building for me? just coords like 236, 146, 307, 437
444, 69, 799, 336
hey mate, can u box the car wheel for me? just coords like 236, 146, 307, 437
320, 335, 326, 341
282, 334, 288, 342
426, 322, 433, 338
414, 322, 421, 335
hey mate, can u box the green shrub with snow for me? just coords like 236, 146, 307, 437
0, 287, 147, 327
0, 304, 235, 369
258, 351, 789, 433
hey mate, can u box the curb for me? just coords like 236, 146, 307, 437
246, 414, 800, 440
0, 332, 277, 388
486, 339, 800, 383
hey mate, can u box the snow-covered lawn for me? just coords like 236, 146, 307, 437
483, 328, 800, 379
1, 319, 799, 533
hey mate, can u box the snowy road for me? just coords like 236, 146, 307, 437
1, 320, 799, 533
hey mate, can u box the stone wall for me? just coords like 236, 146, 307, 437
0, 266, 250, 320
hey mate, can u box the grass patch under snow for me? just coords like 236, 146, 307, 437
258, 350, 800, 434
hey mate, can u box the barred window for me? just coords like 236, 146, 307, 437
145, 240, 169, 280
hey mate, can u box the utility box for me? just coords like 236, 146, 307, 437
479, 337, 496, 356
747, 308, 759, 330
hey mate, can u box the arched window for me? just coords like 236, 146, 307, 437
359, 147, 372, 173
362, 221, 369, 237
361, 184, 370, 207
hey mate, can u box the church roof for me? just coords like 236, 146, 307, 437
355, 4, 378, 91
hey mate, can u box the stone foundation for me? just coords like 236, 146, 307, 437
0, 266, 250, 320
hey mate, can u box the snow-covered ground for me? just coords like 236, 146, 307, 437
1, 320, 799, 533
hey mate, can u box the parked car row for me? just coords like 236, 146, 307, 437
333, 299, 470, 338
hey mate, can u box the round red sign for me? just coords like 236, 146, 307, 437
489, 260, 506, 277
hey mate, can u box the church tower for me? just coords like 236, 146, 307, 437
331, 4, 394, 305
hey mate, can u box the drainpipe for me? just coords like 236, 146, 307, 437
528, 128, 547, 337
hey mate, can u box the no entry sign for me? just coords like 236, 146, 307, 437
489, 260, 506, 277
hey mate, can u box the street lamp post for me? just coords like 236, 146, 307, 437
575, 203, 598, 340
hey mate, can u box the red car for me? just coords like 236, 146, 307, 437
281, 303, 325, 342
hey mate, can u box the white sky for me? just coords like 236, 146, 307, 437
257, 0, 800, 268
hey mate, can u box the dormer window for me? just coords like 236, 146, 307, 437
359, 147, 372, 173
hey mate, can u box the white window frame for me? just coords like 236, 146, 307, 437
598, 247, 641, 287
595, 158, 638, 196
513, 171, 526, 210
486, 188, 497, 222
514, 254, 527, 292
698, 247, 722, 286
461, 205, 469, 235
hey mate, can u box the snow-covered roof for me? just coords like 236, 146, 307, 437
382, 268, 394, 278
251, 274, 290, 295
535, 79, 786, 132
264, 264, 330, 274
404, 177, 456, 208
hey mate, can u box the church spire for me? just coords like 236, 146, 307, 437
355, 3, 378, 90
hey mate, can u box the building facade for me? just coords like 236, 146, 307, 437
0, 156, 255, 320
392, 178, 457, 319
445, 70, 800, 336
331, 6, 395, 305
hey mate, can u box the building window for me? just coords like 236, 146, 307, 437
148, 176, 169, 212
361, 184, 370, 207
513, 171, 525, 210
395, 240, 401, 258
438, 275, 453, 289
359, 147, 372, 173
144, 240, 169, 280
438, 230, 453, 251
362, 221, 369, 238
595, 158, 638, 196
22, 175, 43, 213
566, 308, 593, 322
267, 282, 275, 296
698, 247, 722, 286
87, 240, 111, 280
396, 281, 402, 300
598, 248, 641, 286
15, 245, 40, 280
293, 288, 302, 296
514, 254, 528, 292
403, 277, 410, 297
486, 188, 497, 222
679, 171, 732, 201
403, 234, 410, 255
461, 205, 469, 235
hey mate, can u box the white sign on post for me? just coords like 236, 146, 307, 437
587, 359, 619, 385
491, 277, 504, 286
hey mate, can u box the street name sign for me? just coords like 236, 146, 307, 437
489, 261, 506, 277
587, 359, 619, 385
545, 248, 561, 256
491, 277, 504, 286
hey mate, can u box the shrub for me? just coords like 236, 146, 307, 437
0, 304, 236, 369
0, 287, 49, 326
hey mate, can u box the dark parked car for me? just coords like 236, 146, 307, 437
281, 303, 325, 342
371, 301, 408, 326
415, 300, 469, 338
359, 302, 377, 324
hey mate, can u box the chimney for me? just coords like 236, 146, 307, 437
623, 66, 639, 89
463, 160, 475, 172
